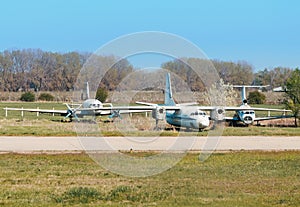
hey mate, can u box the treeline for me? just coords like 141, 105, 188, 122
162, 58, 294, 91
0, 49, 295, 92
0, 49, 134, 92
0, 49, 88, 91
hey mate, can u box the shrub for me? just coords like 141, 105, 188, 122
96, 88, 108, 102
248, 91, 266, 104
55, 187, 101, 204
20, 92, 35, 102
38, 93, 54, 101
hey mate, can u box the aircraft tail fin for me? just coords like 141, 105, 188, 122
164, 73, 176, 106
86, 82, 90, 99
241, 86, 247, 104
233, 85, 269, 105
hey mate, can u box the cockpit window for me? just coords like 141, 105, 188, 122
242, 111, 255, 115
191, 111, 206, 116
89, 104, 100, 108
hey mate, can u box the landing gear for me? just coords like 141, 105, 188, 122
154, 119, 160, 130
256, 121, 261, 126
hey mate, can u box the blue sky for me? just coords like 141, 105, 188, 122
1, 0, 299, 71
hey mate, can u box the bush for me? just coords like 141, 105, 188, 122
248, 91, 266, 104
96, 88, 108, 102
38, 93, 54, 101
20, 92, 35, 102
55, 187, 101, 204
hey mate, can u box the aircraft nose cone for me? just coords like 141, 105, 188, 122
199, 118, 210, 128
244, 116, 253, 124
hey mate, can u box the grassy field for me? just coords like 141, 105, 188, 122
1, 118, 300, 136
0, 102, 67, 121
0, 151, 299, 206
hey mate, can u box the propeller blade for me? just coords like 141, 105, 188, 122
109, 110, 122, 119
73, 113, 79, 121
64, 103, 72, 111
65, 112, 72, 118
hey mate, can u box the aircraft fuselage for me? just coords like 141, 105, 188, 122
166, 110, 210, 130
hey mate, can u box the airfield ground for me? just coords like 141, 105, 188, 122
1, 118, 300, 137
0, 102, 299, 206
0, 101, 298, 136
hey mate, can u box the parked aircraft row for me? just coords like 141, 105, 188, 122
4, 73, 291, 131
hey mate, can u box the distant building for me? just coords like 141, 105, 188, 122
273, 86, 285, 92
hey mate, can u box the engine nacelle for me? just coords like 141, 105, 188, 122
152, 106, 166, 120
210, 107, 225, 121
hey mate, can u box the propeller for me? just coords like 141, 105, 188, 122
109, 109, 122, 119
64, 104, 82, 121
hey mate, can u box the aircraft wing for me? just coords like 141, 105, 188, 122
89, 105, 183, 115
244, 107, 291, 112
3, 107, 68, 116
197, 106, 291, 112
73, 106, 153, 116
135, 101, 182, 110
221, 115, 293, 122
4, 106, 154, 117
224, 116, 239, 121
254, 115, 293, 121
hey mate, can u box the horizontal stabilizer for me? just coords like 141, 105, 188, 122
176, 102, 198, 106
136, 101, 158, 106
233, 85, 269, 88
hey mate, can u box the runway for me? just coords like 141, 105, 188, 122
0, 136, 300, 152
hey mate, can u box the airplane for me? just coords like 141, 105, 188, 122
4, 76, 210, 131
136, 73, 291, 130
136, 73, 210, 131
197, 85, 292, 126
4, 74, 291, 130
3, 82, 151, 121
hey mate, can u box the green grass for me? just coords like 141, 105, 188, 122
222, 126, 300, 136
0, 119, 77, 136
0, 102, 66, 121
0, 152, 299, 206
0, 118, 300, 136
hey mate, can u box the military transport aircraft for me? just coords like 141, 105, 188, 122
4, 74, 211, 131
136, 73, 210, 131
3, 82, 151, 121
138, 74, 291, 128
197, 85, 292, 126
3, 74, 291, 130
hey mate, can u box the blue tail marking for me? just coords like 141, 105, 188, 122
164, 73, 176, 106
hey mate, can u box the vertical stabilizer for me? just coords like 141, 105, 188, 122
86, 82, 90, 99
233, 85, 269, 105
241, 86, 247, 104
164, 73, 176, 106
